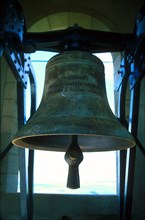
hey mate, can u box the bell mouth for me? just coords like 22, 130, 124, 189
12, 134, 135, 152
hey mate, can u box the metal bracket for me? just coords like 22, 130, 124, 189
0, 0, 25, 42
129, 59, 145, 90
4, 45, 31, 88
115, 2, 145, 92
23, 27, 135, 53
115, 56, 131, 91
129, 2, 145, 89
0, 0, 29, 88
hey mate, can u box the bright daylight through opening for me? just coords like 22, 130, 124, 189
18, 51, 117, 195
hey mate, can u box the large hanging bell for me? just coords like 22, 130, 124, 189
12, 51, 135, 151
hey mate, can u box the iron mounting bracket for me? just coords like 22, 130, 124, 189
0, 0, 30, 88
117, 2, 145, 90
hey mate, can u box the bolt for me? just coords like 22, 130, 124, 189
118, 70, 123, 74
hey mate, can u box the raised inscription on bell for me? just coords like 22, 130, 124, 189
45, 64, 104, 96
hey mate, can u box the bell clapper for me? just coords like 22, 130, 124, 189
65, 135, 83, 189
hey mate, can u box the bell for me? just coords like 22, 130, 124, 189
13, 50, 135, 150
12, 51, 135, 189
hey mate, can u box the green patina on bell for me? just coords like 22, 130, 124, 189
13, 51, 135, 151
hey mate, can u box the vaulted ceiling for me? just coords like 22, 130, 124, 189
19, 0, 142, 33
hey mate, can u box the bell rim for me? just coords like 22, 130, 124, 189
12, 133, 135, 151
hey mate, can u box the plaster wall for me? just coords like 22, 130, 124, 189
0, 57, 18, 193
0, 194, 119, 220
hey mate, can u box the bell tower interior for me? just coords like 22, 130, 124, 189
0, 0, 145, 220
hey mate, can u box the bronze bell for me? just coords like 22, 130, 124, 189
12, 51, 135, 188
